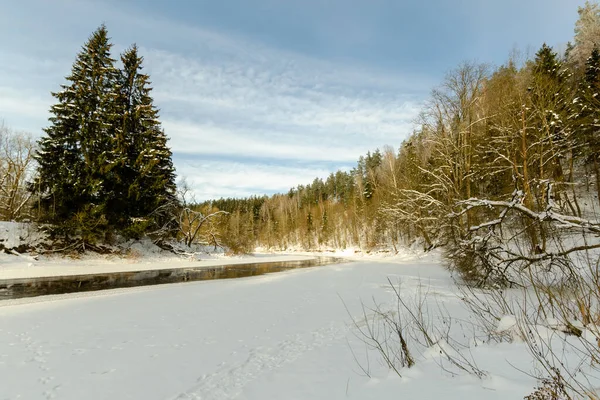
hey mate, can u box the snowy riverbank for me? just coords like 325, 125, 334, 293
0, 251, 541, 399
0, 251, 319, 280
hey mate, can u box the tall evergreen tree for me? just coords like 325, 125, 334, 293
32, 25, 117, 236
528, 44, 571, 183
573, 47, 600, 204
533, 44, 563, 79
106, 45, 177, 235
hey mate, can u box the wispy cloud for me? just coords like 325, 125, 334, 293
0, 88, 50, 128
175, 158, 337, 201
0, 0, 428, 199
145, 45, 423, 162
148, 38, 423, 197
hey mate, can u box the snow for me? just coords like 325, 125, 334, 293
496, 315, 517, 332
496, 315, 523, 341
0, 222, 316, 280
0, 251, 316, 280
0, 221, 46, 250
0, 251, 541, 399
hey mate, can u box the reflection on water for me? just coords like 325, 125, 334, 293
0, 257, 347, 300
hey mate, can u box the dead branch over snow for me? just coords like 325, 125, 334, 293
447, 181, 600, 287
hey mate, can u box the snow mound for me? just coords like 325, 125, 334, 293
496, 315, 523, 341
0, 221, 47, 251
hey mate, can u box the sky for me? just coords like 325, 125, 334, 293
0, 0, 588, 200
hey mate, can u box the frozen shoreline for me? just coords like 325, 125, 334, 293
0, 253, 318, 280
0, 252, 537, 399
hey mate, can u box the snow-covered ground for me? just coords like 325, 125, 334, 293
0, 221, 46, 251
0, 221, 320, 280
0, 251, 539, 399
0, 251, 317, 280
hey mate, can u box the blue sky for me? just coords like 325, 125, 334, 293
0, 0, 588, 200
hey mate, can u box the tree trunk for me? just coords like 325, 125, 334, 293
521, 108, 539, 252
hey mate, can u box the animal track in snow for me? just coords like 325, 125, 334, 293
170, 321, 348, 400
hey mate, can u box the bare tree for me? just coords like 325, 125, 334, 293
569, 1, 600, 71
176, 180, 228, 248
0, 123, 36, 221
378, 63, 490, 249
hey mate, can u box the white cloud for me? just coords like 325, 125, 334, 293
0, 88, 51, 130
0, 0, 427, 199
163, 120, 370, 163
176, 160, 336, 201
148, 46, 422, 168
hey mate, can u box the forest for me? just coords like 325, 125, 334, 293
3, 2, 600, 398
193, 2, 600, 286
0, 2, 599, 287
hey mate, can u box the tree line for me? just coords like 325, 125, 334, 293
2, 3, 599, 269
201, 2, 600, 284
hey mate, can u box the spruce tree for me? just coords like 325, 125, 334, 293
574, 48, 600, 204
33, 30, 178, 242
107, 45, 177, 236
533, 44, 563, 80
32, 25, 117, 239
529, 44, 570, 182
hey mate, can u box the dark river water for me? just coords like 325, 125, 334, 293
0, 257, 348, 300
